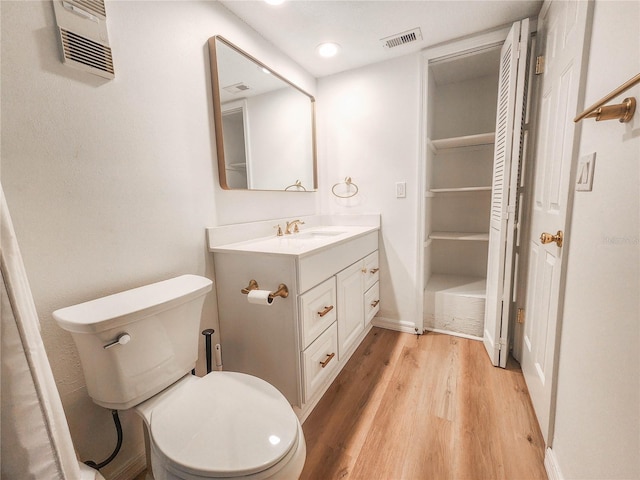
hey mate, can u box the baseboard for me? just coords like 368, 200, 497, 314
544, 448, 564, 480
110, 452, 146, 480
371, 317, 418, 334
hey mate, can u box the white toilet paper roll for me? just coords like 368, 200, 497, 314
247, 289, 274, 306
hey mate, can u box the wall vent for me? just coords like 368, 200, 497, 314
66, 0, 106, 18
59, 28, 114, 77
52, 0, 114, 79
380, 27, 423, 49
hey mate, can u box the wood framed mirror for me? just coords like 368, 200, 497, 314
208, 36, 317, 191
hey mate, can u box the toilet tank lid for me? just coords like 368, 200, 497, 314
53, 275, 212, 334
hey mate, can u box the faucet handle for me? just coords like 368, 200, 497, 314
274, 224, 283, 236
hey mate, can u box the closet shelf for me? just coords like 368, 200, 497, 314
429, 232, 489, 241
430, 132, 495, 151
425, 274, 487, 299
428, 186, 492, 195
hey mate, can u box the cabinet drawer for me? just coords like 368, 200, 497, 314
298, 231, 378, 293
302, 322, 339, 403
299, 277, 337, 348
363, 250, 379, 291
364, 281, 380, 326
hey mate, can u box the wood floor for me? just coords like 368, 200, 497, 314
300, 328, 547, 480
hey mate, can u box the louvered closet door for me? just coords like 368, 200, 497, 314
483, 19, 531, 367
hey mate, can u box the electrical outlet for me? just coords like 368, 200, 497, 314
396, 181, 406, 198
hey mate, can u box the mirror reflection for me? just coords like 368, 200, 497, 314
208, 36, 317, 191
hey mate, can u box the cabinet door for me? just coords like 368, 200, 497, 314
336, 261, 365, 356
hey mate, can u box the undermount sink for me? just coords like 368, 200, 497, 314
293, 230, 345, 239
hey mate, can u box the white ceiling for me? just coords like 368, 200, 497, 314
218, 0, 543, 78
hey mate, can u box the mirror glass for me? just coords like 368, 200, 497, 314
208, 36, 317, 191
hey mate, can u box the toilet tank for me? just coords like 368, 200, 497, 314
53, 275, 212, 410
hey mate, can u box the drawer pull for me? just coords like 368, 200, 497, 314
370, 299, 380, 308
319, 352, 336, 368
317, 305, 334, 317
369, 268, 380, 274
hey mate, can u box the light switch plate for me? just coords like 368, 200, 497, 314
576, 152, 596, 192
396, 181, 406, 198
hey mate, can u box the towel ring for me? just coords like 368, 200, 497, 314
284, 180, 307, 191
331, 177, 359, 198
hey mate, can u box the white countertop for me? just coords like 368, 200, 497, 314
209, 225, 379, 256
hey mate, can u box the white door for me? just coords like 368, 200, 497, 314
483, 19, 531, 367
521, 0, 592, 444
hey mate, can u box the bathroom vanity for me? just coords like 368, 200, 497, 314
207, 215, 380, 420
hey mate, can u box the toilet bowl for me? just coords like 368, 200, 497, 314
136, 372, 306, 480
53, 275, 306, 480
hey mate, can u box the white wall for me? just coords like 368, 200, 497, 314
317, 54, 422, 330
551, 1, 640, 478
1, 1, 316, 477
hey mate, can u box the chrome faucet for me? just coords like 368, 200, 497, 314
285, 219, 305, 234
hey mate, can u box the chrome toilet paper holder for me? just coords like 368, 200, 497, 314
241, 279, 289, 301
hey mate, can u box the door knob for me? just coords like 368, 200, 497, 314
540, 230, 563, 247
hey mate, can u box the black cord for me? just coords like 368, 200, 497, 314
84, 410, 123, 470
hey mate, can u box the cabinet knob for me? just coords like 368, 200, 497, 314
317, 305, 334, 317
319, 352, 336, 368
370, 300, 380, 308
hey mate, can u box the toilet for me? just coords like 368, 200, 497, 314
53, 274, 306, 480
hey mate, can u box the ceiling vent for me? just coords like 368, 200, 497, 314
223, 83, 251, 95
380, 27, 423, 49
52, 0, 114, 79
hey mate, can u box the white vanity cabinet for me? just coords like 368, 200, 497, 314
210, 225, 379, 420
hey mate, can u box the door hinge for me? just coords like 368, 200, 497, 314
535, 56, 545, 75
517, 308, 525, 324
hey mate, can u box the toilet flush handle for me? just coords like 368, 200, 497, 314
103, 333, 131, 349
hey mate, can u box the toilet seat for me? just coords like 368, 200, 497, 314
148, 372, 300, 479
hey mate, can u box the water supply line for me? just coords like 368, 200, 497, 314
84, 410, 123, 470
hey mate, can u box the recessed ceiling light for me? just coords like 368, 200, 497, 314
264, 0, 285, 5
317, 42, 341, 58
